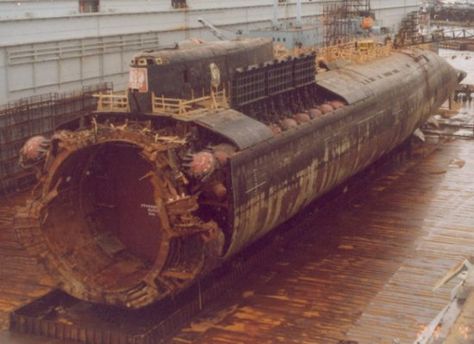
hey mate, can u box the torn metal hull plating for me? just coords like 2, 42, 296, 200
15, 49, 460, 309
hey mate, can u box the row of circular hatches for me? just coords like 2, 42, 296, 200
131, 57, 166, 67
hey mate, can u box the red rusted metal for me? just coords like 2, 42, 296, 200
280, 118, 299, 130
268, 123, 283, 136
293, 112, 312, 124
308, 108, 323, 119
19, 136, 50, 166
188, 151, 217, 178
320, 103, 334, 114
329, 99, 346, 109
15, 126, 225, 308
212, 143, 236, 166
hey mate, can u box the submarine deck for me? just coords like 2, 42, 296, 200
1, 120, 474, 342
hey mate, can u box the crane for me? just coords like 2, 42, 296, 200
197, 18, 236, 41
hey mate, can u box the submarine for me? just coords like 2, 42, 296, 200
15, 37, 462, 309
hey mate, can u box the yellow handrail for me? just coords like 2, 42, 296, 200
95, 87, 228, 116
317, 40, 392, 68
94, 91, 130, 112
152, 87, 228, 116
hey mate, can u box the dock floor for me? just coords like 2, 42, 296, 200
172, 138, 474, 344
0, 192, 54, 330
1, 138, 474, 343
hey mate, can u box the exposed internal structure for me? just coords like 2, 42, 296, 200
15, 38, 461, 309
16, 92, 348, 308
16, 126, 226, 308
16, 82, 349, 308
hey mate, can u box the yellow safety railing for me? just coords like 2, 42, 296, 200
152, 87, 228, 117
94, 91, 130, 112
317, 40, 392, 67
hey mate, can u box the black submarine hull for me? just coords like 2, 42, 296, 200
15, 48, 460, 308
226, 49, 458, 257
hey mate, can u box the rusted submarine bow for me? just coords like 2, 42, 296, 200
15, 44, 461, 309
15, 126, 227, 308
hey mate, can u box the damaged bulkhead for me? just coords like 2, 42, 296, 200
15, 38, 462, 309
16, 120, 241, 308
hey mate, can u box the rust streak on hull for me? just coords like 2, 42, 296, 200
226, 50, 459, 257
13, 42, 461, 308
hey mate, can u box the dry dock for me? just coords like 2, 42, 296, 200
1, 81, 474, 344
169, 137, 474, 344
1, 134, 474, 343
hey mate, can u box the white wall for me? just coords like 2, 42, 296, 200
0, 0, 421, 104
0, 3, 322, 45
0, 1, 421, 45
0, 0, 77, 19
0, 31, 164, 102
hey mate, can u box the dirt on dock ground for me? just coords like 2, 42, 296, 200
171, 138, 474, 344
0, 192, 54, 331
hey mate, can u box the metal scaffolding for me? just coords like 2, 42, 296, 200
0, 83, 112, 195
323, 0, 371, 47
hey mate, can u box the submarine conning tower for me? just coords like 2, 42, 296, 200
125, 36, 321, 123
127, 37, 274, 113
15, 41, 461, 309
